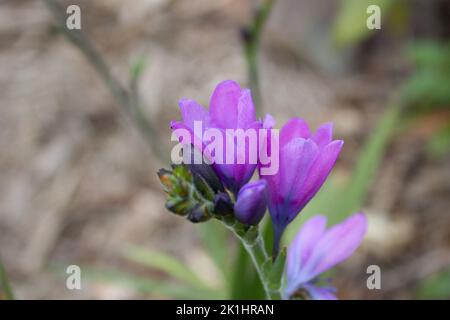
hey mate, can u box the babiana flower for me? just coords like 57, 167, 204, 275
284, 213, 367, 300
159, 79, 368, 301
259, 118, 344, 254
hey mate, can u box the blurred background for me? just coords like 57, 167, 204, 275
0, 0, 449, 299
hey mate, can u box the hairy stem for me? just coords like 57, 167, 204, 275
222, 219, 280, 300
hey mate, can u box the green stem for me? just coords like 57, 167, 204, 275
0, 258, 14, 300
242, 0, 275, 115
221, 219, 280, 300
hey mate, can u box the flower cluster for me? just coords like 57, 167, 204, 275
159, 80, 367, 300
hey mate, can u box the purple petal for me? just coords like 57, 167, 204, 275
260, 162, 281, 220
209, 80, 240, 129
263, 114, 275, 129
212, 163, 234, 190
260, 136, 296, 225
290, 140, 343, 213
232, 121, 261, 187
231, 163, 257, 193
302, 284, 337, 300
257, 114, 276, 175
279, 139, 319, 216
302, 212, 367, 282
237, 89, 257, 129
210, 127, 235, 188
170, 120, 194, 145
179, 98, 210, 131
213, 121, 260, 193
280, 118, 311, 148
312, 122, 333, 149
286, 216, 327, 285
170, 120, 185, 132
170, 119, 206, 159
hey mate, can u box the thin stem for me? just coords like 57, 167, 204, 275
243, 234, 268, 287
0, 258, 14, 300
222, 219, 280, 300
43, 0, 166, 162
242, 0, 275, 115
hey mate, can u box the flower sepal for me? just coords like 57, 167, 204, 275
158, 165, 215, 223
263, 247, 286, 294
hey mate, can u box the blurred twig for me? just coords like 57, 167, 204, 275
43, 0, 166, 162
0, 258, 14, 300
241, 0, 275, 115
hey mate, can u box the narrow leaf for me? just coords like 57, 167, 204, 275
122, 245, 212, 291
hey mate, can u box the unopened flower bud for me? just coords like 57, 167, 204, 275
234, 180, 267, 225
187, 204, 211, 223
213, 192, 234, 216
186, 145, 224, 193
165, 197, 191, 216
157, 168, 173, 191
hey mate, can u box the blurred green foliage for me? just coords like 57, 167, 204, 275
401, 42, 450, 113
401, 41, 450, 158
85, 267, 225, 299
198, 221, 231, 284
83, 244, 226, 299
417, 269, 450, 299
332, 0, 414, 48
123, 245, 214, 292
332, 0, 395, 48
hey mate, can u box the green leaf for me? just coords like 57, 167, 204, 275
122, 245, 213, 291
263, 248, 286, 292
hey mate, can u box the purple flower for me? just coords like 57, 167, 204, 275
284, 213, 367, 300
259, 118, 344, 254
234, 180, 267, 225
171, 80, 263, 194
